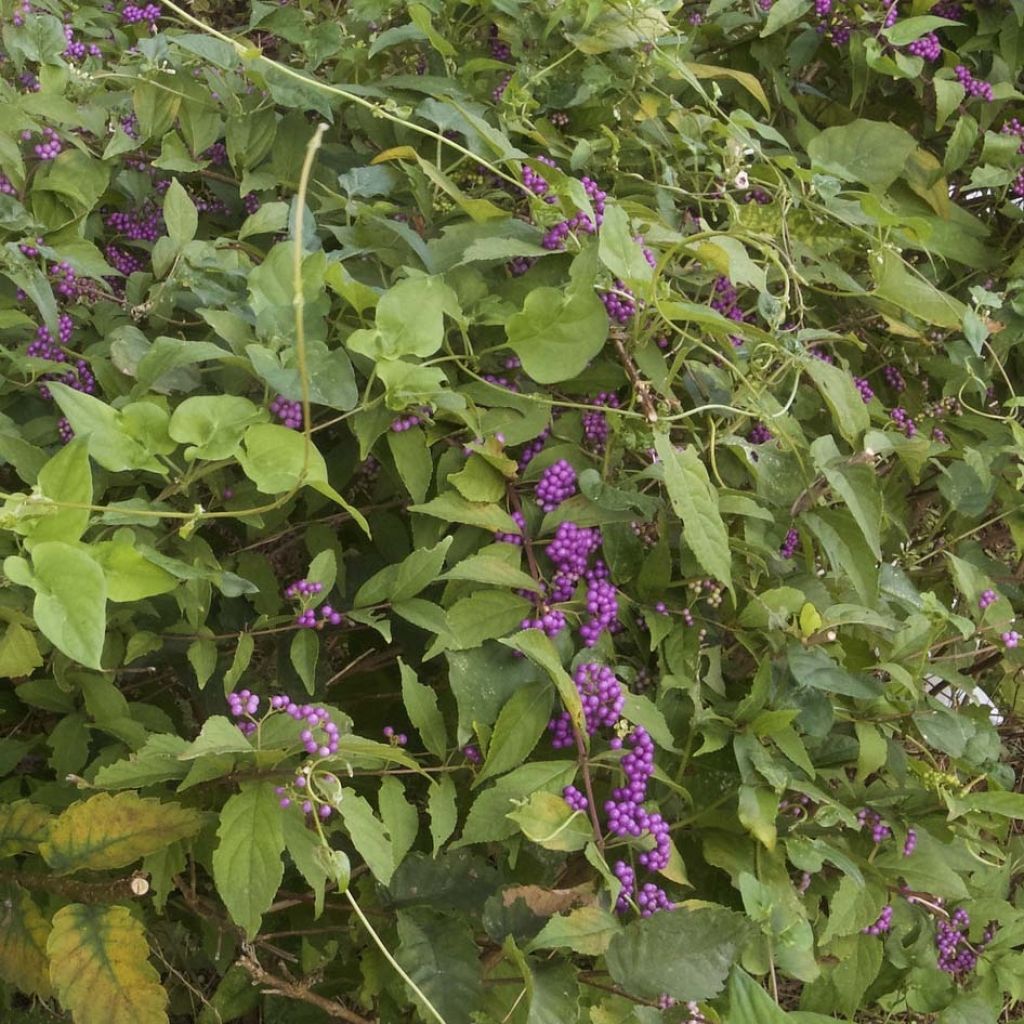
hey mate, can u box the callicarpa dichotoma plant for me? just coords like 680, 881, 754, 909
0, 0, 1023, 1022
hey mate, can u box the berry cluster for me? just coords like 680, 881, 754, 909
862, 904, 893, 936
905, 32, 941, 61
382, 725, 408, 746
31, 128, 62, 161
600, 281, 637, 324
535, 459, 577, 512
882, 365, 906, 392
856, 807, 893, 844
889, 406, 917, 438
228, 689, 260, 736
1002, 630, 1020, 649
122, 3, 162, 25
541, 175, 607, 250
495, 509, 526, 546
748, 422, 773, 445
853, 376, 875, 403
936, 907, 994, 977
954, 64, 993, 101
270, 395, 302, 429
978, 589, 998, 610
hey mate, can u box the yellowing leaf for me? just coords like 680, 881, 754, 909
0, 885, 52, 999
799, 603, 822, 637
48, 904, 168, 1024
0, 800, 51, 858
40, 792, 205, 874
0, 621, 43, 678
684, 63, 770, 113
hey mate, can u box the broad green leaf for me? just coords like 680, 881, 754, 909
0, 801, 50, 858
222, 633, 255, 694
599, 204, 654, 283
506, 287, 608, 384
30, 541, 106, 669
870, 248, 966, 328
0, 622, 43, 678
0, 885, 52, 999
212, 783, 286, 939
760, 0, 811, 36
606, 907, 749, 1000
47, 904, 169, 1024
168, 396, 264, 461
178, 716, 256, 760
237, 423, 369, 534
348, 275, 457, 359
685, 62, 770, 113
282, 810, 328, 918
807, 120, 917, 189
48, 383, 164, 474
26, 438, 91, 546
787, 646, 884, 700
290, 629, 319, 694
40, 792, 205, 873
508, 790, 592, 852
440, 590, 532, 652
476, 682, 552, 786
92, 541, 178, 602
726, 968, 790, 1022
395, 909, 482, 1024
400, 659, 447, 759
654, 435, 732, 590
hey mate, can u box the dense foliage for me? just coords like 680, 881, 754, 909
2, 0, 1024, 1021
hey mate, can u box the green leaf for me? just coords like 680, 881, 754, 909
0, 801, 50, 858
355, 537, 453, 606
30, 541, 106, 669
237, 423, 369, 534
440, 590, 532, 652
163, 178, 198, 247
760, 0, 812, 36
395, 909, 482, 1024
946, 790, 1024, 819
506, 287, 608, 384
379, 776, 419, 868
0, 622, 43, 678
48, 383, 164, 474
93, 734, 190, 789
787, 646, 884, 700
187, 637, 218, 690
476, 682, 552, 786
400, 659, 447, 759
290, 629, 319, 694
338, 791, 395, 885
427, 775, 458, 854
737, 785, 778, 850
606, 906, 749, 1000
499, 630, 584, 735
442, 553, 540, 594
212, 783, 286, 939
281, 810, 328, 918
178, 715, 254, 760
47, 904, 169, 1024
654, 435, 732, 590
222, 633, 255, 694
26, 439, 91, 546
726, 968, 789, 1022
40, 792, 204, 874
529, 905, 621, 956
869, 248, 966, 328
807, 120, 918, 189
508, 790, 592, 852
410, 491, 519, 533
0, 885, 52, 1000
349, 275, 457, 359
803, 359, 870, 445
449, 454, 507, 503
388, 426, 432, 503
168, 396, 264, 461
92, 541, 178, 602
599, 204, 653, 283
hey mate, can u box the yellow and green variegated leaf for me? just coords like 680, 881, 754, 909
47, 903, 168, 1024
39, 792, 205, 874
0, 884, 52, 999
0, 800, 51, 858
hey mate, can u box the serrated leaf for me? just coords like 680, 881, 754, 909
475, 682, 551, 786
0, 885, 52, 999
40, 792, 205, 874
93, 734, 190, 789
400, 659, 447, 758
212, 783, 285, 939
47, 904, 168, 1024
529, 905, 621, 956
499, 630, 584, 734
428, 775, 458, 855
654, 435, 732, 590
606, 906, 749, 1001
338, 791, 394, 885
0, 801, 50, 858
